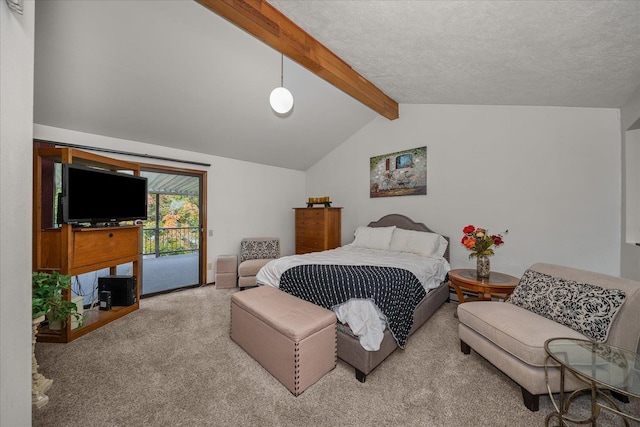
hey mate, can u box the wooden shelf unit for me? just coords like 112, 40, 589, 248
33, 146, 143, 343
294, 207, 342, 254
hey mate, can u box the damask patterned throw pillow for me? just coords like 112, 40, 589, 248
507, 269, 626, 342
240, 239, 280, 262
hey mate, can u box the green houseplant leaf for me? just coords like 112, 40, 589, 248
32, 271, 85, 327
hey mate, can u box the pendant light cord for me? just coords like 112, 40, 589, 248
280, 53, 284, 87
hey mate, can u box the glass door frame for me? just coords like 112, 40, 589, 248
139, 163, 207, 293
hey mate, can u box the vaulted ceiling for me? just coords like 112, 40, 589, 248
33, 1, 640, 171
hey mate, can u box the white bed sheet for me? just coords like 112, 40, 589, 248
256, 244, 451, 351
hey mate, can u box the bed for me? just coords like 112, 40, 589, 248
256, 214, 451, 382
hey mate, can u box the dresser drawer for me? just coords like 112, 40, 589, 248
295, 209, 324, 220
296, 234, 324, 248
295, 241, 324, 254
296, 228, 323, 240
296, 217, 325, 229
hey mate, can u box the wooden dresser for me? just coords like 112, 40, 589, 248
294, 207, 342, 254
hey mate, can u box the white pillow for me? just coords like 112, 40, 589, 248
352, 226, 396, 250
435, 235, 448, 257
389, 228, 447, 257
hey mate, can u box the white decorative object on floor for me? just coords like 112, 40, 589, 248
32, 316, 53, 408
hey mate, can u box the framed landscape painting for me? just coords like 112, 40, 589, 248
370, 146, 427, 198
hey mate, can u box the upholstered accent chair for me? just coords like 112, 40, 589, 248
238, 237, 280, 289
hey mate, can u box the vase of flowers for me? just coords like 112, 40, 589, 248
461, 225, 507, 279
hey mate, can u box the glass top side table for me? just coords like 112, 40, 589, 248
544, 338, 640, 426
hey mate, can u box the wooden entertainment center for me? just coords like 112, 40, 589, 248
33, 146, 142, 343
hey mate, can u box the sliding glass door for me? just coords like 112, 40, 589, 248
140, 169, 205, 296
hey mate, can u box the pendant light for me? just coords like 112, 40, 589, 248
270, 53, 294, 114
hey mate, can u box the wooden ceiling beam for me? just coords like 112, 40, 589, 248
196, 0, 399, 120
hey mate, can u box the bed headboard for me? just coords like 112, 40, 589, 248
368, 214, 450, 262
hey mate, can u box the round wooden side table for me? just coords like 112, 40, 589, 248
448, 269, 519, 304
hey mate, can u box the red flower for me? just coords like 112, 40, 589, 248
463, 225, 475, 234
492, 235, 504, 246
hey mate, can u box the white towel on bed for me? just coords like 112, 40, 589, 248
334, 299, 386, 351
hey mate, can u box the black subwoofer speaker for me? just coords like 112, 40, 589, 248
98, 275, 137, 306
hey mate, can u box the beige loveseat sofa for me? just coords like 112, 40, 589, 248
457, 263, 640, 411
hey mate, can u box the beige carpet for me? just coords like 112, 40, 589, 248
33, 286, 637, 426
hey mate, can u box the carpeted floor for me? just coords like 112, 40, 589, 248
33, 286, 638, 426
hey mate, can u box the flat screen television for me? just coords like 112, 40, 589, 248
61, 163, 148, 226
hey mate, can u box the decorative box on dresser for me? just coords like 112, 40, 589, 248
294, 207, 342, 254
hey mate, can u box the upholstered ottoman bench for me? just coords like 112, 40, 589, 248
230, 285, 337, 396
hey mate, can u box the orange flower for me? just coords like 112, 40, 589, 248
461, 236, 476, 249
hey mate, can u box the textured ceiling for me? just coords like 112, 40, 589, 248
33, 1, 640, 171
270, 0, 640, 108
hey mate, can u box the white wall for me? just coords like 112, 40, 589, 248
306, 104, 621, 278
621, 84, 640, 280
624, 130, 640, 243
1, 1, 35, 425
33, 125, 306, 283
